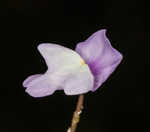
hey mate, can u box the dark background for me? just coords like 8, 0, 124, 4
1, 0, 149, 132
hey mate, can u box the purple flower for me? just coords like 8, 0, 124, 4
23, 29, 123, 97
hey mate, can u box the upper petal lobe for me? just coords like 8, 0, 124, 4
75, 29, 123, 91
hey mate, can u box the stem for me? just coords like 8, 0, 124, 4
68, 94, 84, 132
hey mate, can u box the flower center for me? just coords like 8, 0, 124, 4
80, 59, 85, 65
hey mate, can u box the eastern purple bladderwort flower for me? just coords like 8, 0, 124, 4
23, 29, 123, 97
23, 29, 123, 132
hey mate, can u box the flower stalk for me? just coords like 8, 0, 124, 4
68, 94, 84, 132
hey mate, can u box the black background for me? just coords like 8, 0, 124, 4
1, 0, 149, 132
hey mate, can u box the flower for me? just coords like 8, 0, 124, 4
23, 29, 123, 97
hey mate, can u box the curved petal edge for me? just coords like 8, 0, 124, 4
75, 29, 123, 91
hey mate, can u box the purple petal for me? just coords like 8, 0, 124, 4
24, 73, 58, 97
23, 74, 42, 87
75, 29, 123, 91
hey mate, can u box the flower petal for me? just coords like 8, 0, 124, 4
25, 73, 57, 97
23, 43, 94, 97
64, 64, 94, 95
23, 74, 42, 88
75, 29, 123, 91
38, 43, 84, 73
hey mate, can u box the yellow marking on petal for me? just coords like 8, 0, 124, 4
80, 59, 85, 65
